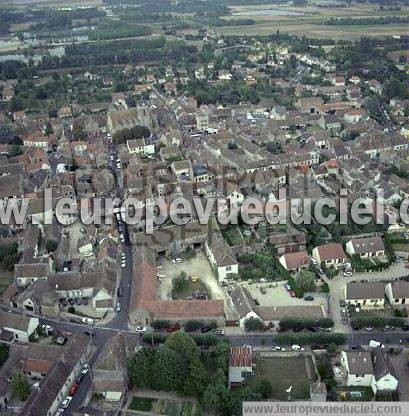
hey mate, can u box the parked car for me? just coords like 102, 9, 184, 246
76, 373, 85, 384
342, 271, 353, 277
55, 408, 64, 416
291, 344, 305, 351
41, 324, 53, 334
284, 283, 292, 291
136, 326, 146, 333
382, 325, 395, 332
289, 290, 296, 298
273, 346, 285, 351
82, 297, 89, 306
54, 336, 67, 345
339, 299, 346, 308
401, 324, 409, 331
69, 384, 79, 396
60, 397, 72, 408
121, 261, 126, 269
81, 364, 89, 375
117, 286, 123, 297
59, 298, 68, 307
68, 298, 75, 305
116, 303, 122, 312
75, 297, 82, 305
212, 328, 224, 336
167, 323, 180, 332
364, 326, 375, 331
81, 317, 94, 325
201, 326, 212, 333
304, 295, 314, 301
172, 258, 182, 263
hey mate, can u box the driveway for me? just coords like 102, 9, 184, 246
329, 261, 409, 332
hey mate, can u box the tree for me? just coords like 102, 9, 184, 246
254, 378, 272, 399
185, 319, 203, 332
165, 332, 198, 362
45, 240, 58, 253
44, 122, 53, 136
150, 346, 186, 391
183, 355, 208, 397
128, 346, 154, 388
244, 317, 263, 332
11, 372, 30, 401
173, 272, 189, 293
0, 343, 9, 367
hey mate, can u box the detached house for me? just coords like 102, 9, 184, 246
345, 282, 385, 309
341, 349, 398, 395
385, 281, 409, 306
312, 243, 347, 269
345, 236, 385, 259
279, 250, 311, 272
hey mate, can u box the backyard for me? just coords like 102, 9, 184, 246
246, 357, 312, 400
172, 272, 210, 300
128, 396, 196, 416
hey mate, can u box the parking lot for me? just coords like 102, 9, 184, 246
246, 282, 329, 312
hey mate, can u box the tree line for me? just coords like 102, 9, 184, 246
325, 16, 409, 26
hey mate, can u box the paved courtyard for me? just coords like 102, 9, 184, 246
246, 283, 329, 312
158, 252, 237, 319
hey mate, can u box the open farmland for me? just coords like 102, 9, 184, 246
210, 3, 409, 40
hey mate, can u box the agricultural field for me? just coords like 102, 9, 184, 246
210, 3, 409, 40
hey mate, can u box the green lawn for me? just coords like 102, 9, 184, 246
246, 357, 311, 400
221, 226, 244, 246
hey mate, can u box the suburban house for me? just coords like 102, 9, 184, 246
0, 312, 39, 343
385, 280, 409, 306
345, 237, 385, 259
205, 232, 238, 281
228, 346, 253, 387
279, 250, 311, 272
341, 349, 398, 395
312, 243, 347, 269
341, 350, 374, 387
345, 282, 385, 309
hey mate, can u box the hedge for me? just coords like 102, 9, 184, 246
278, 318, 334, 330
274, 333, 346, 346
350, 317, 405, 330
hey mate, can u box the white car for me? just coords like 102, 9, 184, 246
121, 261, 126, 269
81, 363, 89, 375
116, 302, 122, 312
171, 258, 182, 263
273, 346, 285, 351
120, 234, 125, 243
60, 397, 72, 408
121, 253, 126, 260
343, 271, 353, 277
291, 344, 305, 351
136, 326, 147, 333
212, 329, 224, 336
54, 409, 65, 416
81, 318, 94, 325
41, 324, 54, 334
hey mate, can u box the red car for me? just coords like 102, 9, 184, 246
289, 290, 296, 298
69, 383, 79, 396
166, 323, 180, 332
